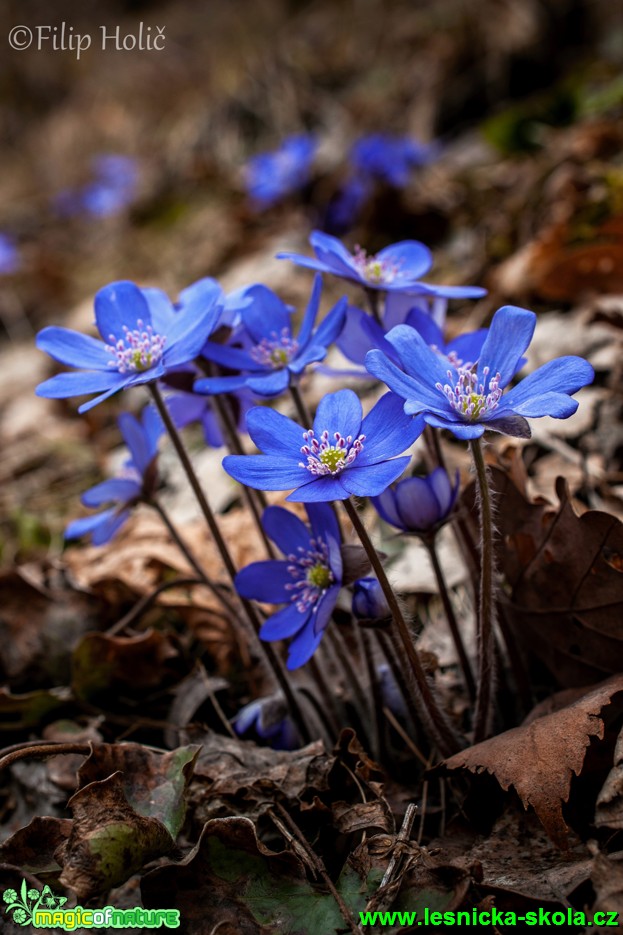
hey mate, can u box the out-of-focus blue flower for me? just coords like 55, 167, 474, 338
36, 279, 222, 412
366, 305, 595, 440
224, 388, 424, 502
235, 503, 342, 669
55, 154, 139, 218
245, 135, 316, 209
164, 369, 255, 448
372, 467, 459, 536
278, 230, 434, 293
352, 577, 390, 622
195, 275, 346, 398
323, 175, 371, 235
0, 233, 21, 275
351, 134, 437, 188
377, 663, 408, 720
65, 406, 164, 545
233, 694, 300, 750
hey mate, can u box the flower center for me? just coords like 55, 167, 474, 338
106, 320, 166, 373
284, 538, 335, 613
299, 429, 366, 475
435, 365, 503, 421
249, 328, 299, 369
353, 246, 400, 285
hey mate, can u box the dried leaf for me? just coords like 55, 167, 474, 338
0, 817, 72, 878
439, 675, 623, 848
595, 726, 623, 829
71, 628, 179, 702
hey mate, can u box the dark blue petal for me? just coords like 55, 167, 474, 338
235, 560, 293, 602
340, 458, 411, 497
371, 489, 404, 529
200, 341, 260, 371
427, 467, 459, 516
423, 413, 486, 439
310, 295, 348, 349
313, 583, 340, 635
385, 325, 450, 388
313, 389, 362, 439
365, 348, 444, 411
260, 603, 308, 640
288, 344, 328, 374
447, 329, 488, 365
358, 392, 424, 464
245, 406, 304, 455
481, 413, 532, 437
223, 455, 307, 491
65, 509, 117, 541
262, 505, 312, 556
247, 369, 290, 396
162, 304, 221, 367
195, 374, 250, 394
404, 308, 444, 347
337, 306, 384, 365
376, 240, 432, 282
91, 509, 131, 545
36, 327, 110, 369
94, 281, 152, 341
394, 477, 441, 530
306, 502, 340, 550
309, 230, 362, 279
477, 306, 536, 388
296, 274, 323, 348
36, 369, 129, 399
286, 476, 349, 502
81, 477, 141, 507
286, 617, 325, 669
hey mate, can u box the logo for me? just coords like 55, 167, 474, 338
3, 881, 67, 926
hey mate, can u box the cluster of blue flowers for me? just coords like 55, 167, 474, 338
35, 225, 594, 716
55, 154, 139, 219
243, 133, 436, 233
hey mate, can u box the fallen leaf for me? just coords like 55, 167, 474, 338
438, 675, 623, 848
595, 725, 623, 829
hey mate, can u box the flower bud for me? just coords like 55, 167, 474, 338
352, 577, 391, 623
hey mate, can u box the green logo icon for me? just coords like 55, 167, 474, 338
3, 881, 67, 926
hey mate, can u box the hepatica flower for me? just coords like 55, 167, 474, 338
195, 275, 346, 397
65, 406, 163, 545
55, 154, 139, 218
373, 467, 459, 536
233, 694, 300, 750
365, 305, 595, 439
36, 279, 222, 412
245, 134, 316, 208
224, 388, 424, 502
0, 233, 21, 275
352, 577, 390, 622
235, 503, 342, 668
351, 134, 436, 188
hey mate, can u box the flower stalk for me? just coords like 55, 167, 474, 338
470, 437, 496, 741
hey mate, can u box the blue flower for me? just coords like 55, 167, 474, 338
323, 175, 371, 235
195, 275, 347, 397
36, 279, 222, 412
352, 577, 390, 622
55, 154, 139, 218
351, 134, 437, 188
0, 233, 21, 275
278, 230, 434, 292
65, 406, 164, 545
233, 694, 300, 750
365, 305, 595, 439
372, 467, 459, 535
223, 388, 424, 502
164, 371, 254, 448
235, 503, 342, 668
245, 135, 316, 208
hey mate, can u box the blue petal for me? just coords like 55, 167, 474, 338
337, 306, 384, 365
76, 380, 139, 413
310, 296, 348, 349
428, 467, 459, 516
365, 349, 444, 412
447, 329, 488, 365
313, 583, 340, 635
200, 341, 260, 371
36, 370, 129, 399
141, 288, 176, 333
262, 505, 312, 556
377, 240, 432, 282
358, 392, 424, 464
288, 344, 328, 374
313, 389, 362, 440
309, 230, 362, 279
36, 327, 110, 369
306, 502, 340, 549
178, 277, 223, 317
371, 489, 404, 529
286, 476, 350, 502
384, 325, 451, 388
90, 509, 131, 545
142, 405, 165, 452
394, 477, 440, 530
247, 369, 290, 396
223, 455, 307, 491
405, 282, 487, 299
195, 374, 250, 394
239, 285, 293, 343
502, 356, 595, 411
260, 603, 308, 641
340, 458, 411, 497
477, 306, 536, 388
245, 406, 305, 455
162, 304, 221, 367
404, 308, 444, 348
423, 413, 486, 439
118, 412, 152, 474
384, 292, 426, 330
296, 274, 322, 348
275, 251, 333, 275
94, 281, 152, 341
81, 477, 141, 507
481, 413, 532, 437
65, 509, 117, 541
286, 617, 325, 669
234, 560, 293, 603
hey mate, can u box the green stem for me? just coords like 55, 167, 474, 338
470, 438, 497, 742
148, 382, 312, 745
425, 539, 476, 701
342, 498, 461, 757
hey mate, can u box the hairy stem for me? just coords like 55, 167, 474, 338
342, 498, 461, 757
364, 288, 383, 326
470, 438, 497, 742
425, 540, 476, 701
